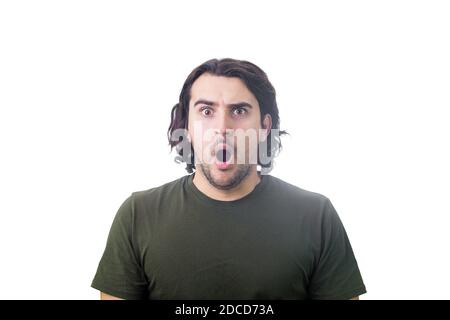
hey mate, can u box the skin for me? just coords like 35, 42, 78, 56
99, 73, 360, 300
187, 73, 271, 201
101, 292, 123, 300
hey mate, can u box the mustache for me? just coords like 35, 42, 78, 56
211, 141, 235, 154
207, 136, 233, 151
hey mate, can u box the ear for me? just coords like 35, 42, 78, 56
185, 120, 192, 144
186, 128, 192, 144
259, 114, 272, 142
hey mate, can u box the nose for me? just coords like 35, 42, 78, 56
214, 109, 233, 137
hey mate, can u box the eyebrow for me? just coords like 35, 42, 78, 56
193, 99, 253, 109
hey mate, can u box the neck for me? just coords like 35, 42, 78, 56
192, 166, 261, 201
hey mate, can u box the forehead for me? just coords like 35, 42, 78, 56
190, 73, 259, 106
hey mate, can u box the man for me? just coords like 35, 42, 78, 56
91, 58, 366, 300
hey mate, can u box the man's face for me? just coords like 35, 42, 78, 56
187, 73, 270, 190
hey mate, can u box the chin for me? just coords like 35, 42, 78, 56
199, 162, 252, 191
212, 167, 235, 180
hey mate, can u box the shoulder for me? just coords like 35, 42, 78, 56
262, 175, 342, 231
266, 175, 331, 212
113, 175, 189, 224
130, 175, 189, 204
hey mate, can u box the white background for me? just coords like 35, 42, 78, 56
1, 0, 449, 300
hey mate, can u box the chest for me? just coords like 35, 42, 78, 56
142, 210, 314, 299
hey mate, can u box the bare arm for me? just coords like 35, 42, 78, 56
100, 292, 123, 300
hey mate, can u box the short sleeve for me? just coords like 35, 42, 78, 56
308, 198, 367, 300
91, 194, 148, 299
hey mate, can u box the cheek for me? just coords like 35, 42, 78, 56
241, 115, 262, 129
190, 130, 215, 153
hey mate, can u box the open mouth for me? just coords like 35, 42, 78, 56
216, 147, 232, 163
215, 145, 233, 170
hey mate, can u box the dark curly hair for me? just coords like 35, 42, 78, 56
167, 58, 288, 174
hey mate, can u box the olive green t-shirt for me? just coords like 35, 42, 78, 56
91, 173, 366, 299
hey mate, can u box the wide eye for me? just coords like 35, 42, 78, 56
232, 107, 247, 116
200, 106, 213, 117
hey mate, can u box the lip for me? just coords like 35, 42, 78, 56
215, 159, 233, 170
215, 143, 231, 152
214, 144, 234, 170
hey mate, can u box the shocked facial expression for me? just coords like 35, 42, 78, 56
187, 73, 271, 190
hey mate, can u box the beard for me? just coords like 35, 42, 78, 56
198, 163, 252, 190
